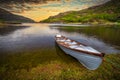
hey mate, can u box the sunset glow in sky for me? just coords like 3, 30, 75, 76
13, 0, 110, 22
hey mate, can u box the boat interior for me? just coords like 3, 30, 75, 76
55, 34, 101, 54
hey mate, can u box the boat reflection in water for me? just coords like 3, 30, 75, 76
55, 34, 104, 70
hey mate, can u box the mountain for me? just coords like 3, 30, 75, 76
41, 0, 120, 24
0, 0, 110, 22
0, 8, 34, 23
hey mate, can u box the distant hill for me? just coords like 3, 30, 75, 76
0, 8, 34, 23
41, 0, 120, 24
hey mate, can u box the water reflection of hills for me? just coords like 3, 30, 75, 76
53, 26, 120, 47
50, 26, 120, 53
0, 25, 29, 36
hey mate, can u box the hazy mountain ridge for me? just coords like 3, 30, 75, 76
0, 8, 34, 23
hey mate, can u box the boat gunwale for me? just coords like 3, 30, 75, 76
55, 35, 105, 57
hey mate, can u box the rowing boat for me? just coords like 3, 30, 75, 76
55, 34, 105, 70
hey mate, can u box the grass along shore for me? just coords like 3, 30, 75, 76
0, 48, 120, 80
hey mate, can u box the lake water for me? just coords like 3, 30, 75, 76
0, 23, 120, 71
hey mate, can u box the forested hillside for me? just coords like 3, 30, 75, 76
42, 0, 120, 24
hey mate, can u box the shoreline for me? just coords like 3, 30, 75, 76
0, 22, 120, 27
40, 22, 120, 26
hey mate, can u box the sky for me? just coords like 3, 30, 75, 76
13, 0, 110, 22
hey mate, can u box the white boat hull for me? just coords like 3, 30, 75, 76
59, 45, 103, 70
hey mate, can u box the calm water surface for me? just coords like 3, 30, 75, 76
0, 23, 119, 53
0, 23, 120, 70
